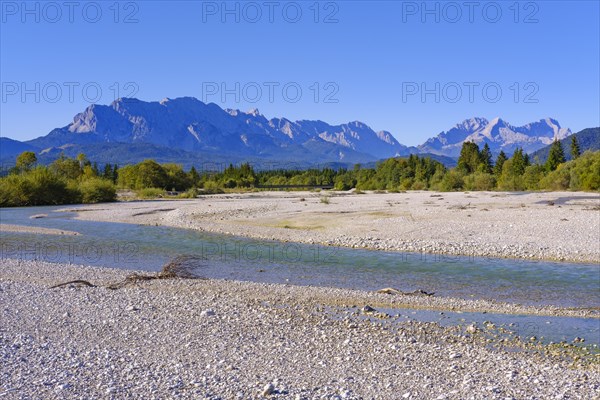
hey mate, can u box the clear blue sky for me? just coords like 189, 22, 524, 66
1, 0, 599, 146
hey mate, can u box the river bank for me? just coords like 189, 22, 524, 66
1, 259, 599, 399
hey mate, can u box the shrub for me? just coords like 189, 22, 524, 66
438, 170, 464, 191
178, 188, 200, 198
79, 178, 117, 203
539, 164, 570, 191
410, 180, 427, 190
0, 167, 78, 207
540, 151, 600, 191
522, 165, 546, 190
463, 172, 496, 191
136, 187, 166, 199
200, 181, 224, 194
497, 160, 526, 191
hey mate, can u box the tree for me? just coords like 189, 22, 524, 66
479, 143, 493, 173
545, 139, 566, 171
112, 164, 119, 183
511, 148, 528, 175
15, 151, 37, 172
76, 153, 88, 169
570, 135, 581, 160
189, 166, 200, 186
163, 163, 192, 191
457, 141, 481, 174
51, 154, 83, 179
136, 160, 168, 189
103, 163, 113, 180
494, 151, 507, 177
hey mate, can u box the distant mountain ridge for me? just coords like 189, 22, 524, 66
0, 97, 576, 167
418, 117, 571, 157
25, 97, 409, 164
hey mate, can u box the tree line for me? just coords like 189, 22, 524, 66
0, 136, 598, 207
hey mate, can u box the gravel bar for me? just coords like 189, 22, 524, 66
1, 259, 599, 399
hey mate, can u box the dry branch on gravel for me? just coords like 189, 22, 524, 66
50, 255, 207, 290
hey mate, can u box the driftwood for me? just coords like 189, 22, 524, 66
50, 255, 206, 290
376, 287, 435, 296
107, 255, 206, 289
49, 280, 97, 289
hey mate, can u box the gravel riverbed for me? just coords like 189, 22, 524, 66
1, 259, 598, 399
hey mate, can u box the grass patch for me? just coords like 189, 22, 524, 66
136, 187, 166, 199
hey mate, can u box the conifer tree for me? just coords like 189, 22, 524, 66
511, 148, 527, 175
189, 166, 200, 186
457, 141, 481, 174
494, 151, 507, 177
545, 139, 566, 171
480, 143, 493, 173
570, 135, 581, 160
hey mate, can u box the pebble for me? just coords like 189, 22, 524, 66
262, 383, 275, 396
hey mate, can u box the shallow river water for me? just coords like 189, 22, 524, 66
1, 204, 599, 347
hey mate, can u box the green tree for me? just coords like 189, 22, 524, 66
545, 139, 566, 171
163, 163, 192, 191
494, 151, 507, 177
497, 159, 525, 191
51, 154, 83, 180
76, 153, 88, 169
15, 151, 37, 172
511, 148, 528, 175
457, 141, 481, 174
137, 160, 169, 189
189, 166, 200, 186
479, 143, 493, 173
570, 135, 581, 160
103, 163, 113, 180
112, 164, 119, 183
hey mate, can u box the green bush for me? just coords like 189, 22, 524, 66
463, 172, 496, 191
522, 165, 546, 190
540, 151, 600, 191
200, 180, 224, 194
79, 178, 117, 203
410, 180, 427, 190
0, 167, 79, 207
438, 170, 465, 191
539, 164, 570, 190
178, 188, 200, 198
136, 187, 166, 199
497, 160, 526, 191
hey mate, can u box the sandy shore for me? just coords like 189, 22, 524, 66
1, 259, 599, 399
64, 190, 600, 263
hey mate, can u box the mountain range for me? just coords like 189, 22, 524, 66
0, 97, 577, 168
418, 117, 571, 157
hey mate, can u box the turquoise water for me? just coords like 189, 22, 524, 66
1, 204, 599, 347
1, 204, 598, 309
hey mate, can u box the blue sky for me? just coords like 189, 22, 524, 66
1, 0, 599, 146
